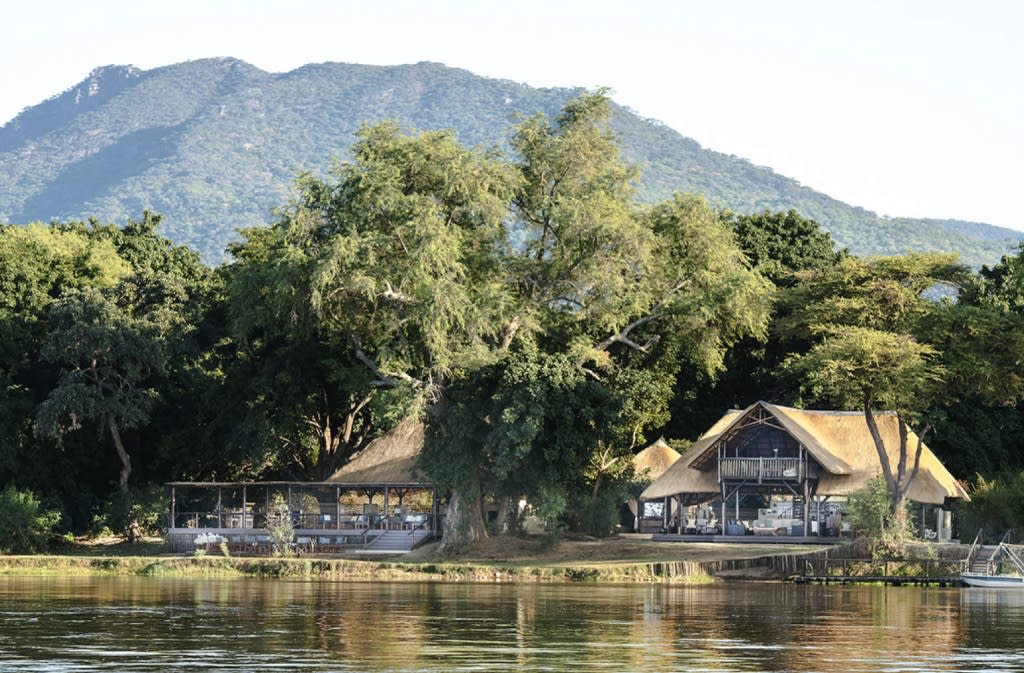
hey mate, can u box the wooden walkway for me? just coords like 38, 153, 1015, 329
794, 557, 966, 586
794, 574, 963, 587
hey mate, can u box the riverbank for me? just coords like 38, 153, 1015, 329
0, 535, 823, 583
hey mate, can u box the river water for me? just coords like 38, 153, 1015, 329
0, 576, 1022, 672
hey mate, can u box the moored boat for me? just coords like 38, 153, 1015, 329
961, 533, 1024, 588
960, 572, 1024, 588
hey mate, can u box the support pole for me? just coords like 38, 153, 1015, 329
432, 488, 439, 536
169, 486, 176, 530
802, 480, 810, 537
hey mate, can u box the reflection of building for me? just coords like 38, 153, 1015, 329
641, 401, 969, 539
166, 418, 439, 554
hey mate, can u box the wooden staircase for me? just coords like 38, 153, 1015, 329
971, 545, 999, 573
353, 529, 434, 556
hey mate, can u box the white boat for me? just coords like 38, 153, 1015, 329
961, 536, 1024, 588
961, 572, 1024, 588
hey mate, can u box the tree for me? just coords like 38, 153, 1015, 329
728, 209, 845, 287
35, 270, 190, 495
782, 254, 969, 523
223, 226, 388, 479
251, 92, 773, 551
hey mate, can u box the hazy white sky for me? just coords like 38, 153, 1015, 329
2, 0, 1021, 230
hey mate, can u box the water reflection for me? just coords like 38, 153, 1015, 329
0, 576, 1022, 672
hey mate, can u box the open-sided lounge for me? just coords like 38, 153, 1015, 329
166, 418, 439, 554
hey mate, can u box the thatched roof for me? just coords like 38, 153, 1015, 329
327, 418, 428, 485
642, 401, 969, 505
632, 439, 682, 481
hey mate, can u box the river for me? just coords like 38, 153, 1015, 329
0, 576, 1022, 672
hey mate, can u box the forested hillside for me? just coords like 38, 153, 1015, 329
1, 58, 1019, 265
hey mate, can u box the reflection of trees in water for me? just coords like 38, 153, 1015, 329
7, 577, 1022, 671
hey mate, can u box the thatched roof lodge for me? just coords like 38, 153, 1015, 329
641, 401, 968, 538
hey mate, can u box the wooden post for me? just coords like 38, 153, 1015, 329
384, 486, 390, 529
802, 479, 810, 537
217, 487, 223, 528
242, 485, 247, 529
432, 487, 439, 536
169, 486, 176, 530
336, 486, 341, 530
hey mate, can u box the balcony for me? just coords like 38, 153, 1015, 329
719, 457, 818, 482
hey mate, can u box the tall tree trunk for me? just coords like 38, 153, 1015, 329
107, 414, 132, 492
107, 414, 139, 541
493, 494, 513, 534
438, 471, 488, 554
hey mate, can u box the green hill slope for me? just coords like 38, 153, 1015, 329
1, 58, 1019, 265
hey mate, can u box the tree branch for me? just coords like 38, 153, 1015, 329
352, 339, 423, 389
498, 315, 522, 351
593, 313, 660, 354
380, 281, 414, 303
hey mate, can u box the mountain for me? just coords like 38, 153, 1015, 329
1, 58, 1020, 266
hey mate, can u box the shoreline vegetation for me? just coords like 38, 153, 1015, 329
0, 535, 942, 584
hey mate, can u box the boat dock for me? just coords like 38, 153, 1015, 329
793, 557, 966, 586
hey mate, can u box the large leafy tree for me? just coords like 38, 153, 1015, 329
234, 92, 772, 550
782, 254, 970, 520
222, 225, 393, 480
35, 270, 191, 493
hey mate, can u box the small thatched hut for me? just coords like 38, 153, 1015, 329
633, 439, 683, 481
641, 401, 968, 539
627, 438, 682, 532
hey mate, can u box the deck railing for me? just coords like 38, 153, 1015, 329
719, 457, 817, 482
171, 510, 436, 532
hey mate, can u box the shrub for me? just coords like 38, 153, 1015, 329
0, 485, 62, 554
845, 475, 914, 556
92, 485, 168, 538
265, 492, 294, 557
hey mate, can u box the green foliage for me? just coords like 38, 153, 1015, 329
92, 485, 167, 536
0, 485, 62, 554
960, 472, 1024, 541
728, 209, 846, 286
963, 242, 1024, 313
264, 492, 295, 557
845, 476, 914, 553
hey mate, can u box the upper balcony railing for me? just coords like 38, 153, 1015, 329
719, 457, 818, 482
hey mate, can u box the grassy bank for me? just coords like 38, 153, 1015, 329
0, 536, 826, 583
0, 554, 761, 583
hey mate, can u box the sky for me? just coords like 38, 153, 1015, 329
2, 0, 1021, 230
